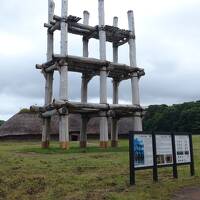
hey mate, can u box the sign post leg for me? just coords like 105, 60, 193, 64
129, 132, 135, 185
152, 133, 158, 182
171, 133, 178, 179
189, 134, 195, 176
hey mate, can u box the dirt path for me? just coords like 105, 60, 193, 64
172, 187, 200, 200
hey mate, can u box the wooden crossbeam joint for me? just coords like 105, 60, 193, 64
53, 15, 81, 23
82, 73, 94, 83
83, 26, 98, 40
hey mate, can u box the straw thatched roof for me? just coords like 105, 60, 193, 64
0, 111, 134, 137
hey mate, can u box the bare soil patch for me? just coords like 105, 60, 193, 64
172, 187, 200, 200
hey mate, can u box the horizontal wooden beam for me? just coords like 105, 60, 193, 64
53, 100, 108, 109
44, 15, 131, 45
30, 103, 143, 119
36, 54, 145, 80
30, 106, 65, 118
31, 100, 143, 115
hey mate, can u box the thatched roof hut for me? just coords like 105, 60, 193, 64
0, 110, 134, 138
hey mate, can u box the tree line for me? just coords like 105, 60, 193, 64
0, 101, 200, 133
0, 120, 5, 127
143, 101, 200, 133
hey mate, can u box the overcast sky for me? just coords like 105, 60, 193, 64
0, 0, 200, 120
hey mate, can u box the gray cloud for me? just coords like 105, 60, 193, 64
0, 0, 200, 120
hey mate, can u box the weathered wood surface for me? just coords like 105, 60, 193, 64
45, 14, 131, 46
59, 0, 68, 100
42, 0, 55, 148
111, 16, 119, 147
36, 0, 145, 149
82, 11, 90, 58
128, 10, 143, 132
98, 0, 109, 147
128, 10, 136, 68
59, 115, 69, 149
54, 100, 108, 109
113, 16, 119, 62
112, 80, 119, 104
111, 118, 118, 147
128, 10, 140, 105
80, 10, 90, 148
36, 55, 145, 82
31, 103, 142, 111
81, 11, 91, 104
36, 55, 144, 73
47, 21, 130, 44
112, 16, 119, 104
59, 0, 69, 149
52, 100, 142, 110
33, 101, 143, 118
80, 117, 88, 148
47, 0, 55, 62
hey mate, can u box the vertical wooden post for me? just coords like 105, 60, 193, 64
98, 0, 109, 148
128, 10, 143, 131
83, 11, 89, 58
42, 0, 55, 148
59, 0, 69, 149
80, 11, 90, 148
111, 79, 119, 147
111, 16, 119, 147
113, 17, 118, 64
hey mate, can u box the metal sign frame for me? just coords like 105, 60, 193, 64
129, 131, 195, 185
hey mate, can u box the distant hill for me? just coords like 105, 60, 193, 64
143, 101, 200, 133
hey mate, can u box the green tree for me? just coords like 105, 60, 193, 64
143, 101, 200, 133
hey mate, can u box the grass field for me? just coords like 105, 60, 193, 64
0, 138, 200, 200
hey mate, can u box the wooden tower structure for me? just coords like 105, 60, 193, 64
31, 0, 145, 149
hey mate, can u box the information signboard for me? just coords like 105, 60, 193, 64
156, 135, 173, 166
134, 135, 153, 168
133, 135, 191, 167
129, 132, 194, 185
175, 135, 191, 163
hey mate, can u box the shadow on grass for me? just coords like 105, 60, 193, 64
19, 146, 129, 155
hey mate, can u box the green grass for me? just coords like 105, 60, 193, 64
0, 138, 200, 200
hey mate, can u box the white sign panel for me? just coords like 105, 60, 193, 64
156, 135, 173, 165
133, 134, 191, 168
175, 135, 191, 163
134, 134, 153, 168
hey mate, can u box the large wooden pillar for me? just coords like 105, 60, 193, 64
59, 0, 69, 149
111, 16, 119, 147
128, 10, 143, 131
42, 0, 55, 148
98, 0, 109, 148
80, 73, 90, 148
80, 11, 90, 148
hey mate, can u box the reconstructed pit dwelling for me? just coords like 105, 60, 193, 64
32, 0, 145, 149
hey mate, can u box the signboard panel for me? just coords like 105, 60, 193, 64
175, 135, 191, 163
133, 134, 192, 168
134, 134, 153, 168
156, 135, 173, 165
129, 132, 194, 185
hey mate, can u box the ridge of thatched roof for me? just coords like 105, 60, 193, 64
0, 112, 134, 137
